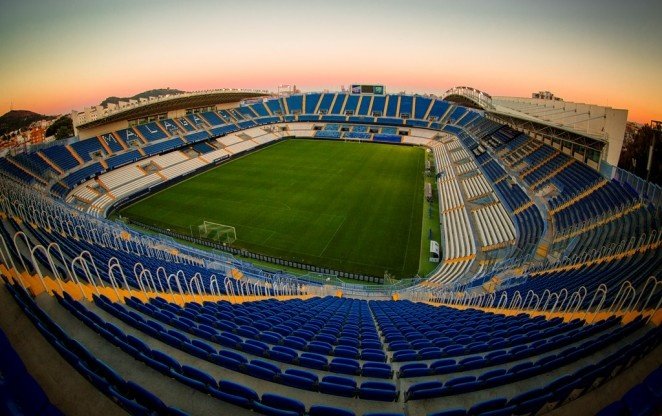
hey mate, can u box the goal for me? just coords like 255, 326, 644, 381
197, 221, 237, 244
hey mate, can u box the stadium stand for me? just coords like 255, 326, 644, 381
192, 142, 216, 154
286, 95, 304, 114
13, 152, 60, 180
70, 137, 107, 162
135, 123, 168, 142
186, 114, 209, 129
0, 91, 660, 416
143, 138, 185, 156
105, 150, 142, 170
248, 103, 269, 118
0, 157, 39, 185
185, 131, 211, 143
200, 111, 224, 127
115, 127, 144, 146
177, 118, 196, 132
428, 100, 451, 121
62, 162, 104, 188
304, 93, 321, 114
160, 119, 183, 135
317, 94, 335, 114
99, 132, 126, 153
330, 94, 347, 115
39, 145, 81, 172
0, 327, 64, 415
343, 95, 359, 115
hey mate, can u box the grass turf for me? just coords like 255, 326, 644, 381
119, 139, 425, 278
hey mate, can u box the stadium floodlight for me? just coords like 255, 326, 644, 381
198, 221, 237, 244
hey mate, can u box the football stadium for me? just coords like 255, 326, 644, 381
0, 2, 660, 416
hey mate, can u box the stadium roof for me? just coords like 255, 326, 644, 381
442, 86, 627, 165
491, 97, 611, 143
75, 90, 270, 129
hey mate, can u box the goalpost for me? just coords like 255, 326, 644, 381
197, 221, 237, 244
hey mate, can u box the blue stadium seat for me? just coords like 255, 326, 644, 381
124, 381, 168, 414
358, 381, 398, 401
245, 361, 279, 381
622, 384, 658, 416
262, 393, 306, 415
406, 381, 444, 401
108, 385, 150, 415
469, 398, 508, 415
399, 363, 430, 378
596, 401, 627, 416
209, 380, 258, 409
318, 375, 357, 398
309, 405, 355, 416
329, 357, 360, 375
280, 369, 317, 391
176, 365, 217, 390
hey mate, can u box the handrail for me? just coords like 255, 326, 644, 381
165, 273, 186, 305
155, 267, 167, 293
71, 253, 100, 298
108, 257, 132, 300
12, 231, 32, 277
609, 281, 636, 314
633, 276, 660, 312
189, 273, 203, 304
209, 274, 220, 297
30, 244, 63, 294
0, 233, 23, 290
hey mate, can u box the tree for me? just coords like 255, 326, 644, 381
46, 116, 73, 139
618, 124, 661, 186
55, 126, 71, 140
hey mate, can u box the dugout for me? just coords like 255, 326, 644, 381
429, 240, 440, 263
425, 182, 433, 202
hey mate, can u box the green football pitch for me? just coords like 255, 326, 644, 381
119, 139, 426, 278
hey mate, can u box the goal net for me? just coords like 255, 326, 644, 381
198, 221, 237, 244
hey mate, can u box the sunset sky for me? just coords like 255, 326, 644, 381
0, 0, 660, 123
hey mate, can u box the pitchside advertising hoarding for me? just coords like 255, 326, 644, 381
351, 84, 385, 95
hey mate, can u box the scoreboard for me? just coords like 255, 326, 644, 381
350, 84, 385, 95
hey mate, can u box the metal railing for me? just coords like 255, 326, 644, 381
608, 163, 662, 209
423, 277, 661, 324
1, 177, 659, 321
1, 229, 314, 304
527, 230, 660, 275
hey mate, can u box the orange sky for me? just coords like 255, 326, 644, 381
1, 0, 660, 123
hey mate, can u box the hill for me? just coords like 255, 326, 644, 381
0, 110, 54, 136
100, 88, 186, 107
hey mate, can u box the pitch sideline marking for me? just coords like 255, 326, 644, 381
402, 152, 425, 271
318, 214, 348, 258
